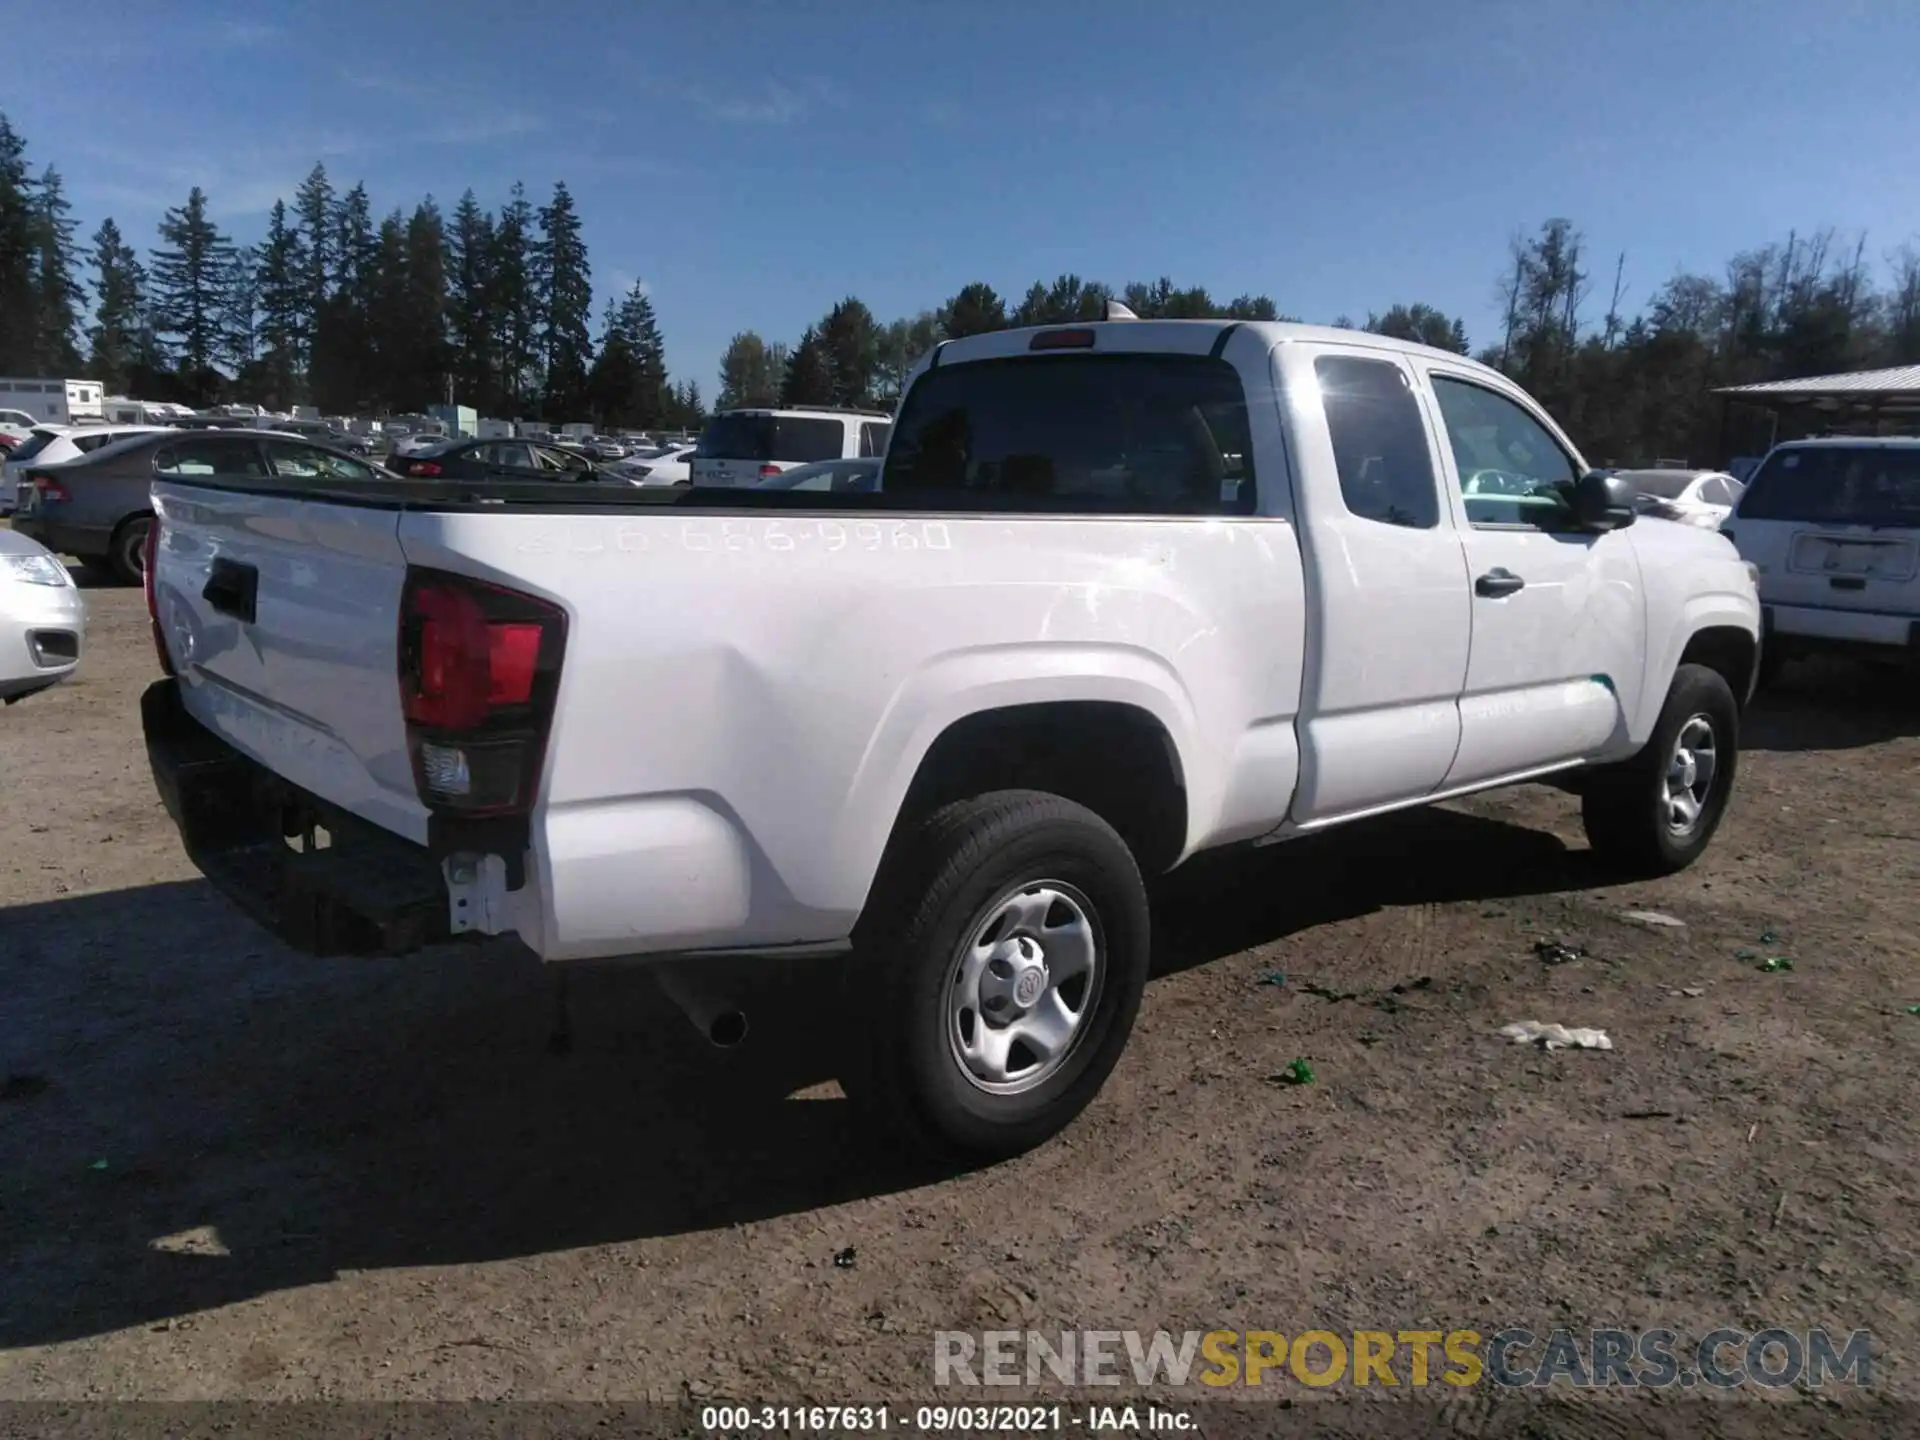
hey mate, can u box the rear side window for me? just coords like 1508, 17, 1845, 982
883, 355, 1256, 514
265, 441, 376, 482
1315, 356, 1440, 529
860, 421, 891, 458
154, 439, 268, 478
8, 430, 59, 463
1738, 447, 1920, 528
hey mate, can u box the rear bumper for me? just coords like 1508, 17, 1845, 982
142, 677, 457, 956
1764, 602, 1920, 662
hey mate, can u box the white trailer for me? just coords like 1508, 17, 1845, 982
0, 377, 107, 425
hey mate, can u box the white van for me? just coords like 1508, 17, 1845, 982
688, 406, 891, 487
1723, 437, 1920, 682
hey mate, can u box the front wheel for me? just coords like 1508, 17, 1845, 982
845, 791, 1151, 1161
1581, 663, 1740, 876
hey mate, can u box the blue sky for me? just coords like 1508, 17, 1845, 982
11, 0, 1920, 395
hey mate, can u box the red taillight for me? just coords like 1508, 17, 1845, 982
1030, 328, 1097, 351
758, 464, 781, 479
144, 518, 174, 675
30, 472, 68, 503
408, 461, 443, 477
398, 570, 566, 816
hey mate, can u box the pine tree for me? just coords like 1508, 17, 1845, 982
939, 282, 1006, 339
780, 326, 834, 405
616, 282, 666, 427
369, 211, 410, 408
586, 295, 641, 427
491, 182, 539, 413
292, 163, 335, 364
447, 190, 495, 410
27, 166, 84, 373
253, 200, 305, 406
818, 296, 879, 408
149, 186, 237, 395
717, 330, 781, 408
220, 242, 259, 376
399, 199, 451, 412
535, 182, 593, 420
87, 218, 148, 391
310, 183, 378, 412
0, 114, 37, 372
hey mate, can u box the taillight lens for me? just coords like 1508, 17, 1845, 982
408, 461, 443, 477
758, 464, 781, 479
30, 472, 68, 503
398, 569, 566, 816
144, 518, 174, 675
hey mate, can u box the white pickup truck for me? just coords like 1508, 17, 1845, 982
142, 316, 1761, 1158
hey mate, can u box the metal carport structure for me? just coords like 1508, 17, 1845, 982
1716, 365, 1920, 452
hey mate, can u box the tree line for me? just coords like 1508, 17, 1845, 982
0, 111, 703, 429
5, 102, 1917, 462
721, 225, 1920, 465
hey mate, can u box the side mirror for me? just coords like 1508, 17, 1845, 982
1570, 470, 1637, 532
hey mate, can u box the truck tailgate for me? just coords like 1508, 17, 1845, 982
151, 481, 430, 843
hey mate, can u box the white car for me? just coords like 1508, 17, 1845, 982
0, 527, 85, 704
142, 315, 1758, 1159
687, 407, 891, 486
1613, 468, 1744, 529
1722, 437, 1920, 685
613, 444, 696, 486
0, 408, 38, 442
2, 424, 166, 517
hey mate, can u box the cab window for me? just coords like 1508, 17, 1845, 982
1430, 376, 1580, 529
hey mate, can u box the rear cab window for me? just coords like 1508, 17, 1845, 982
1737, 446, 1920, 528
882, 354, 1256, 513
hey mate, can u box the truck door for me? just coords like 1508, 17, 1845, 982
1418, 366, 1644, 786
1278, 344, 1473, 824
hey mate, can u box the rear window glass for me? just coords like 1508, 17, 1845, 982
698, 413, 846, 464
1739, 447, 1920, 527
882, 355, 1255, 514
8, 430, 59, 463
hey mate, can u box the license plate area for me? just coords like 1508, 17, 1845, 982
1788, 532, 1918, 580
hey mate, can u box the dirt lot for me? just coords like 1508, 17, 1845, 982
3, 576, 1918, 1425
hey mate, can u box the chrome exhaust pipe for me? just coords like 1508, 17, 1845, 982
654, 966, 749, 1048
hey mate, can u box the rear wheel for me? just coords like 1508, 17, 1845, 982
845, 790, 1151, 1161
108, 514, 152, 586
1582, 663, 1739, 876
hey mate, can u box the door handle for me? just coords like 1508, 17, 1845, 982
203, 558, 259, 623
1475, 568, 1525, 598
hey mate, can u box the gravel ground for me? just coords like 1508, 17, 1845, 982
2, 577, 1918, 1431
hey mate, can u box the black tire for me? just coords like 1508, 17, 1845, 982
107, 514, 152, 587
845, 790, 1151, 1161
1581, 663, 1740, 877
